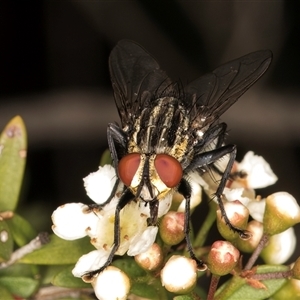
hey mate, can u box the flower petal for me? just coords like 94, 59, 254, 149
178, 172, 202, 212
127, 226, 158, 256
223, 187, 251, 207
238, 151, 277, 189
83, 165, 117, 204
72, 249, 110, 277
52, 203, 98, 240
247, 199, 266, 223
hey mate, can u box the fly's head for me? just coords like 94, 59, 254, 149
118, 152, 183, 202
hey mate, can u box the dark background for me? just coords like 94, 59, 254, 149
1, 1, 300, 262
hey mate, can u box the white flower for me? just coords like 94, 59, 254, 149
261, 227, 296, 264
52, 165, 162, 278
92, 266, 130, 300
237, 151, 277, 189
161, 255, 197, 293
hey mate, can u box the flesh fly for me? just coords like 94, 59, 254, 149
87, 40, 272, 277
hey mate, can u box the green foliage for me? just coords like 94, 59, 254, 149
52, 265, 90, 288
0, 116, 27, 211
20, 234, 94, 265
0, 218, 13, 262
6, 212, 36, 247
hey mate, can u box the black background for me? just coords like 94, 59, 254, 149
1, 1, 299, 263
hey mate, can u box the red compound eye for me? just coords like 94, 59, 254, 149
118, 153, 141, 186
154, 154, 182, 188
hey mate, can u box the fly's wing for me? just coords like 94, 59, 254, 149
185, 50, 273, 129
109, 40, 173, 128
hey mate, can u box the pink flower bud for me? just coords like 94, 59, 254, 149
207, 241, 240, 276
134, 243, 163, 271
159, 211, 185, 245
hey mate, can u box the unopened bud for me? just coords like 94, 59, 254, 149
261, 227, 296, 264
216, 200, 249, 241
134, 243, 163, 271
207, 241, 240, 276
159, 211, 185, 245
161, 255, 197, 294
236, 220, 264, 253
292, 257, 300, 280
92, 266, 130, 300
263, 192, 300, 235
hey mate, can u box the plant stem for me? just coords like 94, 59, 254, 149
194, 201, 217, 248
244, 234, 269, 270
207, 274, 220, 300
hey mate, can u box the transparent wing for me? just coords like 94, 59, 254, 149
185, 50, 273, 128
109, 40, 172, 128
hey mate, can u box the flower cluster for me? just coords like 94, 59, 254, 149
51, 151, 300, 299
217, 152, 300, 265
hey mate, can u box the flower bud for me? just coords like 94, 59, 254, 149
261, 227, 296, 264
207, 241, 240, 276
263, 192, 300, 235
161, 255, 197, 294
159, 211, 185, 245
236, 220, 264, 253
134, 243, 163, 271
292, 257, 300, 280
92, 266, 130, 300
216, 201, 249, 241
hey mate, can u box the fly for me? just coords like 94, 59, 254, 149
87, 40, 272, 277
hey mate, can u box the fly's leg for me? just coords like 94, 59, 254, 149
83, 188, 134, 280
178, 178, 206, 270
88, 123, 127, 211
184, 144, 250, 247
213, 146, 250, 239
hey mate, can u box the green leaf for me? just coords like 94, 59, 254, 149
112, 257, 147, 278
0, 276, 39, 298
0, 263, 39, 277
0, 219, 13, 261
40, 265, 69, 285
216, 265, 289, 300
174, 296, 195, 300
0, 285, 14, 300
0, 116, 27, 211
131, 282, 161, 299
19, 234, 94, 265
52, 265, 91, 288
6, 212, 36, 246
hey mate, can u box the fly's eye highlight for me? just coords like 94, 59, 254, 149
118, 153, 141, 186
154, 154, 183, 188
